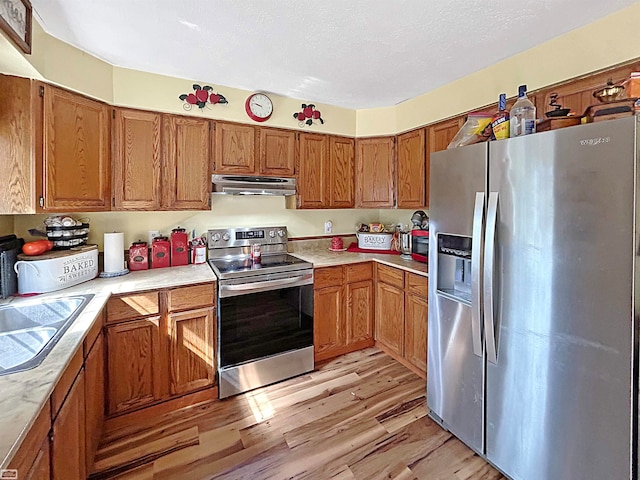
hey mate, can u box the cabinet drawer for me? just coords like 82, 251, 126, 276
377, 264, 404, 289
107, 292, 159, 324
314, 266, 344, 289
406, 272, 428, 298
345, 262, 372, 284
167, 283, 216, 312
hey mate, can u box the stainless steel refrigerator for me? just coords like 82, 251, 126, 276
427, 115, 638, 480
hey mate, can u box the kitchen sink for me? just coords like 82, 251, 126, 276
0, 294, 94, 376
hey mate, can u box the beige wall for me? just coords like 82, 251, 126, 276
0, 216, 14, 236
13, 200, 381, 249
357, 2, 640, 135
3, 5, 640, 241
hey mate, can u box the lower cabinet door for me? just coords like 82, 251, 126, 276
375, 282, 405, 356
313, 285, 345, 361
51, 369, 86, 480
106, 317, 162, 415
26, 438, 50, 480
85, 333, 105, 472
346, 279, 374, 346
167, 307, 216, 395
404, 293, 428, 374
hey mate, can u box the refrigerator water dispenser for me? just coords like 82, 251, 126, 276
436, 234, 472, 304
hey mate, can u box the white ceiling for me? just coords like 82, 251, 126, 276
31, 0, 638, 109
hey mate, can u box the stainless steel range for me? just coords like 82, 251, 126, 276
207, 226, 314, 399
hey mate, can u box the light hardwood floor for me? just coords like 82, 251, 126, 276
91, 348, 505, 480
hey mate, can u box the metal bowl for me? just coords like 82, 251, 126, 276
593, 80, 625, 103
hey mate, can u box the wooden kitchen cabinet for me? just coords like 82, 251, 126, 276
375, 264, 428, 377
259, 127, 296, 176
112, 108, 162, 210
84, 332, 105, 473
425, 118, 464, 209
375, 267, 405, 357
7, 399, 51, 480
404, 274, 428, 373
0, 74, 37, 214
41, 84, 111, 212
51, 369, 86, 480
329, 136, 355, 207
162, 114, 213, 210
105, 283, 216, 416
396, 128, 426, 208
295, 133, 355, 209
168, 306, 216, 395
113, 108, 212, 210
314, 263, 373, 362
355, 136, 395, 208
213, 121, 257, 174
106, 316, 163, 415
297, 132, 328, 208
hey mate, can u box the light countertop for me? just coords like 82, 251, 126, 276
0, 251, 426, 468
291, 250, 429, 277
0, 264, 216, 469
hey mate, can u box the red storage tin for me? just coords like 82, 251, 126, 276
151, 236, 170, 269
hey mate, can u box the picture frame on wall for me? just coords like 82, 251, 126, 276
0, 0, 32, 54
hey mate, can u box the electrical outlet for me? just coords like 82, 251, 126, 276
324, 220, 333, 234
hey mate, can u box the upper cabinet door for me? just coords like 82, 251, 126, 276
42, 86, 111, 211
298, 132, 329, 208
214, 122, 256, 174
426, 118, 464, 209
355, 136, 395, 208
396, 128, 426, 208
162, 115, 212, 210
329, 136, 355, 208
259, 127, 296, 176
112, 108, 161, 210
0, 75, 36, 214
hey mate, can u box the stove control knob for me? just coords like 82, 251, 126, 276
222, 233, 230, 241
212, 233, 221, 242
269, 230, 276, 238
277, 229, 285, 237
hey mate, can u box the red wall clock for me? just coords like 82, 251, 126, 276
245, 93, 273, 122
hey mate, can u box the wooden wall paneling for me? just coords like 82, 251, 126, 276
355, 136, 395, 208
259, 127, 296, 176
328, 136, 355, 208
161, 115, 212, 210
112, 108, 161, 210
42, 85, 111, 211
396, 128, 426, 208
0, 74, 36, 213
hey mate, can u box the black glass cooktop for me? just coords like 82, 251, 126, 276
209, 253, 311, 278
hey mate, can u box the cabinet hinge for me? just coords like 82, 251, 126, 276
112, 109, 116, 119
112, 197, 115, 207
208, 196, 212, 207
39, 85, 44, 97
39, 196, 44, 208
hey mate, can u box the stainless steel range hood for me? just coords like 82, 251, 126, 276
212, 174, 296, 196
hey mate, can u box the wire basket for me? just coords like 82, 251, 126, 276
46, 223, 90, 250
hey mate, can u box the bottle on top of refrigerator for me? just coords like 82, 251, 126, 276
491, 93, 510, 140
510, 85, 536, 137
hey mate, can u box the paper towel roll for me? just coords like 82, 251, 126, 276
104, 232, 125, 273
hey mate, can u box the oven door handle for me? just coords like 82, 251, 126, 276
219, 272, 314, 297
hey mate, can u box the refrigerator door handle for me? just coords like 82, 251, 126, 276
471, 192, 485, 357
484, 192, 499, 364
